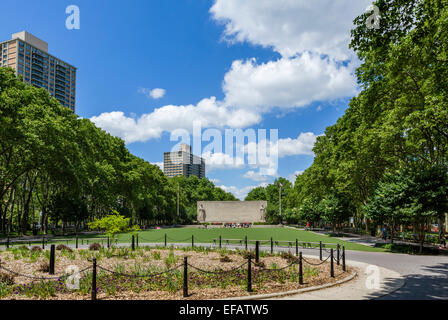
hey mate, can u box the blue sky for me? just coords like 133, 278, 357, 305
0, 0, 373, 199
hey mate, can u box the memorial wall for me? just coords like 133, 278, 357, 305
197, 201, 267, 223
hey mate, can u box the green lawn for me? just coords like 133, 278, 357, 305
96, 227, 385, 252
2, 227, 386, 252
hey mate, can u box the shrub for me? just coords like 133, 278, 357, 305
0, 272, 15, 286
242, 251, 255, 259
31, 246, 42, 252
281, 252, 299, 263
89, 243, 102, 251
151, 251, 161, 260
18, 245, 29, 251
38, 262, 50, 273
56, 244, 73, 252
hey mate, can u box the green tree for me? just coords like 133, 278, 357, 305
88, 210, 140, 241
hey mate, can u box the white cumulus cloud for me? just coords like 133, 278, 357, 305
138, 87, 167, 100
91, 97, 261, 144
223, 54, 357, 111
91, 1, 365, 146
210, 0, 373, 60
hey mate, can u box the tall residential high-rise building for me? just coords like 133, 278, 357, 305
163, 144, 206, 178
0, 31, 77, 111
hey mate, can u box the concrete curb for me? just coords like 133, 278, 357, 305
221, 271, 357, 301
220, 256, 406, 300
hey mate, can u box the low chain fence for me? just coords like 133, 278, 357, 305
0, 239, 347, 300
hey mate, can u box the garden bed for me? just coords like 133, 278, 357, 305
0, 245, 352, 300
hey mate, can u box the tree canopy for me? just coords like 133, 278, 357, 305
0, 67, 234, 235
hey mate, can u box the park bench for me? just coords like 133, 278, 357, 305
212, 238, 245, 245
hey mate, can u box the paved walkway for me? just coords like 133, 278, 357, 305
272, 259, 404, 300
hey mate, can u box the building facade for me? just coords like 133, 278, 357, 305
163, 144, 206, 178
0, 31, 77, 111
197, 201, 268, 223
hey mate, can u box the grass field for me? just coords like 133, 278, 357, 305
1, 227, 386, 252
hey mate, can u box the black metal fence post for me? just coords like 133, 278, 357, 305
49, 245, 55, 275
299, 252, 303, 285
337, 244, 340, 266
42, 237, 45, 250
136, 235, 139, 248
131, 235, 135, 251
6, 237, 9, 249
192, 235, 194, 248
319, 241, 322, 261
330, 249, 334, 278
342, 246, 346, 272
164, 234, 167, 247
245, 236, 248, 251
219, 236, 222, 249
255, 241, 260, 263
76, 236, 79, 249
295, 239, 299, 256
91, 258, 97, 300
270, 237, 273, 254
247, 254, 252, 292
183, 256, 188, 297
107, 237, 110, 249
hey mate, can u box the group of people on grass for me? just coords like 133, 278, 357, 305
224, 223, 251, 228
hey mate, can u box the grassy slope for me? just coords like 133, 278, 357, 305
3, 227, 386, 252
118, 227, 386, 252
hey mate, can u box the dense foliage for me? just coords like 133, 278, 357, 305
168, 175, 237, 224
246, 0, 448, 252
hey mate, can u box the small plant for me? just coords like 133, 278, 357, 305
0, 272, 15, 286
31, 246, 42, 252
56, 244, 73, 252
89, 243, 102, 251
164, 250, 179, 267
254, 261, 265, 268
281, 252, 299, 264
38, 261, 50, 273
151, 251, 161, 260
219, 255, 232, 263
242, 250, 255, 259
304, 265, 319, 278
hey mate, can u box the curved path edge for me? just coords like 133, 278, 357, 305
220, 271, 357, 301
223, 257, 405, 300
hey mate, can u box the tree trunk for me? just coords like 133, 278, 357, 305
390, 222, 394, 244
419, 223, 425, 255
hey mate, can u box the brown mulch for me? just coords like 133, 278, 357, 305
0, 247, 355, 300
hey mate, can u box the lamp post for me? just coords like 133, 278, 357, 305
177, 183, 180, 220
